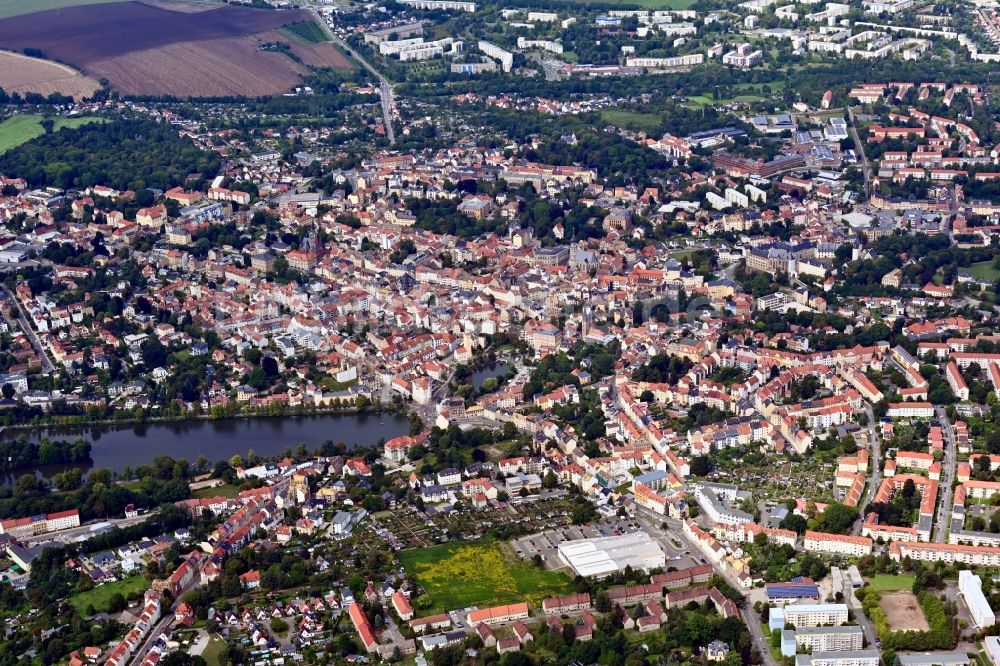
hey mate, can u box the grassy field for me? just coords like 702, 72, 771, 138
868, 574, 915, 592
201, 635, 227, 666
600, 109, 663, 134
967, 261, 1000, 283
0, 115, 104, 153
192, 482, 240, 499
69, 575, 148, 614
399, 539, 573, 614
280, 20, 327, 44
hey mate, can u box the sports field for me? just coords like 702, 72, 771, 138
880, 590, 930, 631
399, 539, 573, 614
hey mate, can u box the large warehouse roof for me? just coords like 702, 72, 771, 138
557, 530, 666, 578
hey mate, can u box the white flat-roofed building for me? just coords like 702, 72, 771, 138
895, 653, 973, 666
795, 651, 880, 666
478, 41, 513, 72
399, 0, 475, 10
985, 636, 1000, 666
959, 569, 996, 628
781, 626, 864, 657
773, 604, 849, 629
557, 530, 667, 578
693, 484, 753, 526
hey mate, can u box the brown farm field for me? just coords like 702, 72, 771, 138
0, 50, 100, 99
880, 591, 931, 632
87, 39, 306, 97
0, 1, 349, 97
255, 29, 352, 70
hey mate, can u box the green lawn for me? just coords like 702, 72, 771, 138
399, 539, 573, 614
600, 109, 663, 134
192, 483, 240, 499
0, 115, 105, 154
69, 574, 148, 614
967, 261, 1000, 283
867, 574, 915, 592
202, 635, 227, 666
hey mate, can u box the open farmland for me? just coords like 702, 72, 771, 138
0, 1, 348, 97
86, 39, 306, 97
0, 50, 100, 100
254, 30, 352, 70
0, 0, 129, 19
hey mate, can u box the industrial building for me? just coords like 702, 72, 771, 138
557, 530, 667, 578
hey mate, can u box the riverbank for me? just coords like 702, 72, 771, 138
0, 401, 415, 432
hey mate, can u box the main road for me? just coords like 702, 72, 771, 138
303, 1, 396, 145
853, 402, 883, 534
846, 107, 871, 201
933, 405, 958, 543
632, 508, 777, 666
1, 282, 55, 373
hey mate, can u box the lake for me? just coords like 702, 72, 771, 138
471, 362, 510, 390
0, 412, 410, 482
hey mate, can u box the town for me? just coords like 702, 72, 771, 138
3, 0, 1000, 664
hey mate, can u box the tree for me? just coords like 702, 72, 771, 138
690, 455, 712, 476
542, 470, 558, 489
779, 513, 808, 535
1, 383, 14, 400
818, 503, 859, 534
107, 592, 127, 613
270, 617, 289, 634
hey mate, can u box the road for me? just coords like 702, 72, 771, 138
304, 2, 396, 144
838, 574, 879, 650
1, 283, 55, 373
933, 405, 957, 543
129, 572, 202, 666
846, 107, 871, 201
853, 402, 882, 533
742, 604, 778, 666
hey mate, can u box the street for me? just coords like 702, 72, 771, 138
2, 282, 55, 373
853, 403, 882, 534
741, 604, 778, 666
838, 573, 880, 650
846, 107, 871, 201
304, 1, 396, 145
933, 406, 958, 543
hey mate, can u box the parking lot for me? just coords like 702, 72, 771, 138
512, 516, 697, 571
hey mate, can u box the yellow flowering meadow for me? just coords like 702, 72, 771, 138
401, 539, 573, 613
